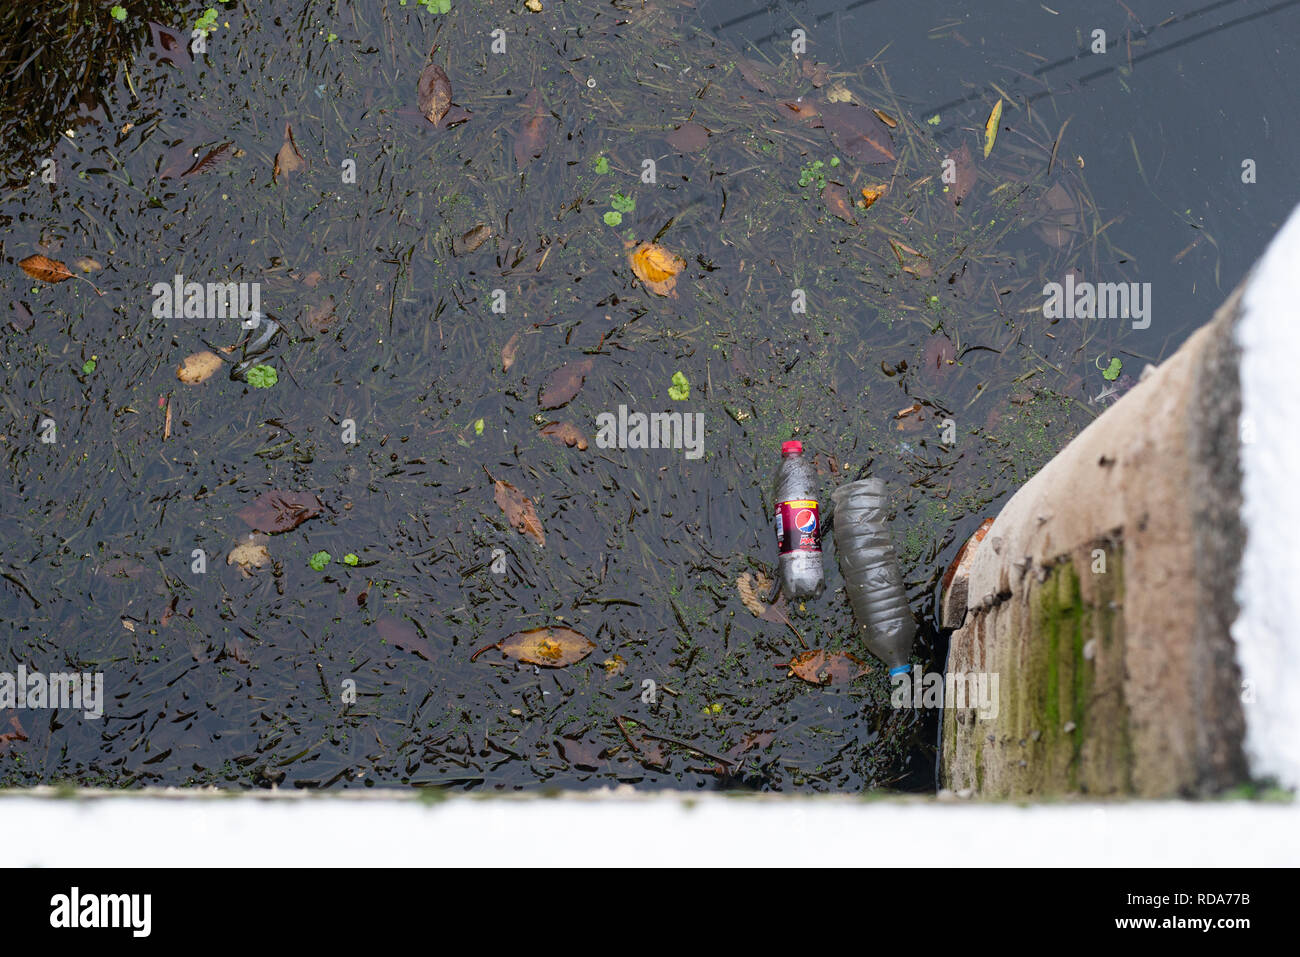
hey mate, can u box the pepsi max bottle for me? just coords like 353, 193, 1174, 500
772, 440, 824, 598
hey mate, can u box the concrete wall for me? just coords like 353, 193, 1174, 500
939, 205, 1300, 797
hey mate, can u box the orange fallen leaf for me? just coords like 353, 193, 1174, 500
471, 626, 596, 667
18, 254, 104, 295
860, 183, 888, 209
779, 649, 870, 685
19, 254, 73, 284
628, 242, 685, 296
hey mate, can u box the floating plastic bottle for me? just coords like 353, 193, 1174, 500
830, 478, 916, 677
772, 440, 824, 599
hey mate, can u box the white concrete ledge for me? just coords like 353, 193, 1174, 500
2, 789, 1295, 866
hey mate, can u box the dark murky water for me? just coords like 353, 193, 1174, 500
1, 0, 1296, 790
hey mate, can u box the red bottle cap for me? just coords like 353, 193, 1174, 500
781, 440, 803, 456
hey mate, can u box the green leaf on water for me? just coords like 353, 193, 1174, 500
594, 155, 610, 174
610, 192, 635, 214
603, 211, 622, 226
474, 417, 484, 435
927, 114, 941, 126
668, 371, 690, 401
343, 553, 359, 566
81, 359, 97, 374
194, 7, 218, 36
246, 365, 278, 388
110, 5, 127, 21
1102, 357, 1122, 381
309, 551, 331, 571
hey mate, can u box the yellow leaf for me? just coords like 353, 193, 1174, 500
983, 98, 1002, 159
628, 242, 685, 297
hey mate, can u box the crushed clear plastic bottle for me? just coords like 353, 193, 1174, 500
830, 478, 916, 675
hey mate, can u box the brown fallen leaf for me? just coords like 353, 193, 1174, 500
540, 421, 589, 450
1035, 182, 1079, 248
556, 736, 605, 771
486, 467, 545, 546
872, 108, 898, 128
147, 21, 192, 67
417, 60, 452, 126
19, 254, 73, 284
0, 712, 28, 754
799, 59, 829, 87
227, 542, 271, 574
97, 557, 146, 580
614, 715, 667, 768
824, 185, 855, 223
820, 102, 896, 164
889, 238, 931, 277
735, 57, 776, 94
176, 350, 224, 384
183, 141, 233, 177
237, 491, 323, 534
471, 626, 595, 667
273, 122, 305, 183
923, 335, 956, 383
780, 649, 870, 685
514, 89, 549, 169
781, 100, 820, 122
538, 357, 594, 409
452, 224, 491, 256
665, 122, 709, 152
628, 242, 685, 297
501, 331, 521, 373
948, 142, 976, 207
304, 296, 337, 330
376, 616, 433, 660
736, 572, 768, 617
162, 394, 173, 440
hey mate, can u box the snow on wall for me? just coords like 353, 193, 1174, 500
1233, 201, 1300, 790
